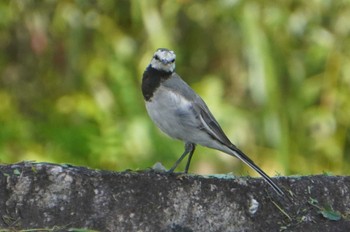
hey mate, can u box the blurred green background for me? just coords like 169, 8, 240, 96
1, 0, 350, 176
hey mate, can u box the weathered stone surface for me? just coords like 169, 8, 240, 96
0, 162, 349, 231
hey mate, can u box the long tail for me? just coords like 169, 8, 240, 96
227, 145, 284, 196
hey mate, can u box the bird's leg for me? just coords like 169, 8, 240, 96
184, 144, 196, 173
168, 142, 195, 173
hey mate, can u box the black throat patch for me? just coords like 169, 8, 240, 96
141, 66, 172, 101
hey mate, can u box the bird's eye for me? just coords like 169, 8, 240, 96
170, 59, 175, 63
154, 55, 160, 61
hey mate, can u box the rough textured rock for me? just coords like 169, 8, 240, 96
0, 162, 349, 231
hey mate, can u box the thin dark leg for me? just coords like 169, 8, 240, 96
168, 143, 195, 173
184, 144, 196, 173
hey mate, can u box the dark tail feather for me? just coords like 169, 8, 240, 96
227, 145, 284, 196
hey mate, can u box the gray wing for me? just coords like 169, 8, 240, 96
162, 73, 233, 146
195, 99, 232, 146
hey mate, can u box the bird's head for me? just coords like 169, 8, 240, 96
150, 48, 176, 73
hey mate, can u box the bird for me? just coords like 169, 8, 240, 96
141, 48, 284, 196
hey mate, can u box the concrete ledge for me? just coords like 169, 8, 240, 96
0, 162, 349, 231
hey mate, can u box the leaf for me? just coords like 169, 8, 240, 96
13, 169, 21, 175
320, 209, 342, 221
308, 197, 319, 206
31, 166, 37, 173
322, 171, 333, 176
2, 173, 10, 177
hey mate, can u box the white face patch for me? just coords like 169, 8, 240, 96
150, 49, 176, 73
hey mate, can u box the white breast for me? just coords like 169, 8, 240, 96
146, 85, 195, 141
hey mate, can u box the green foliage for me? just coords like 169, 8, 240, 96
1, 0, 350, 175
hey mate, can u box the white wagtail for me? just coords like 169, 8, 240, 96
141, 48, 284, 196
